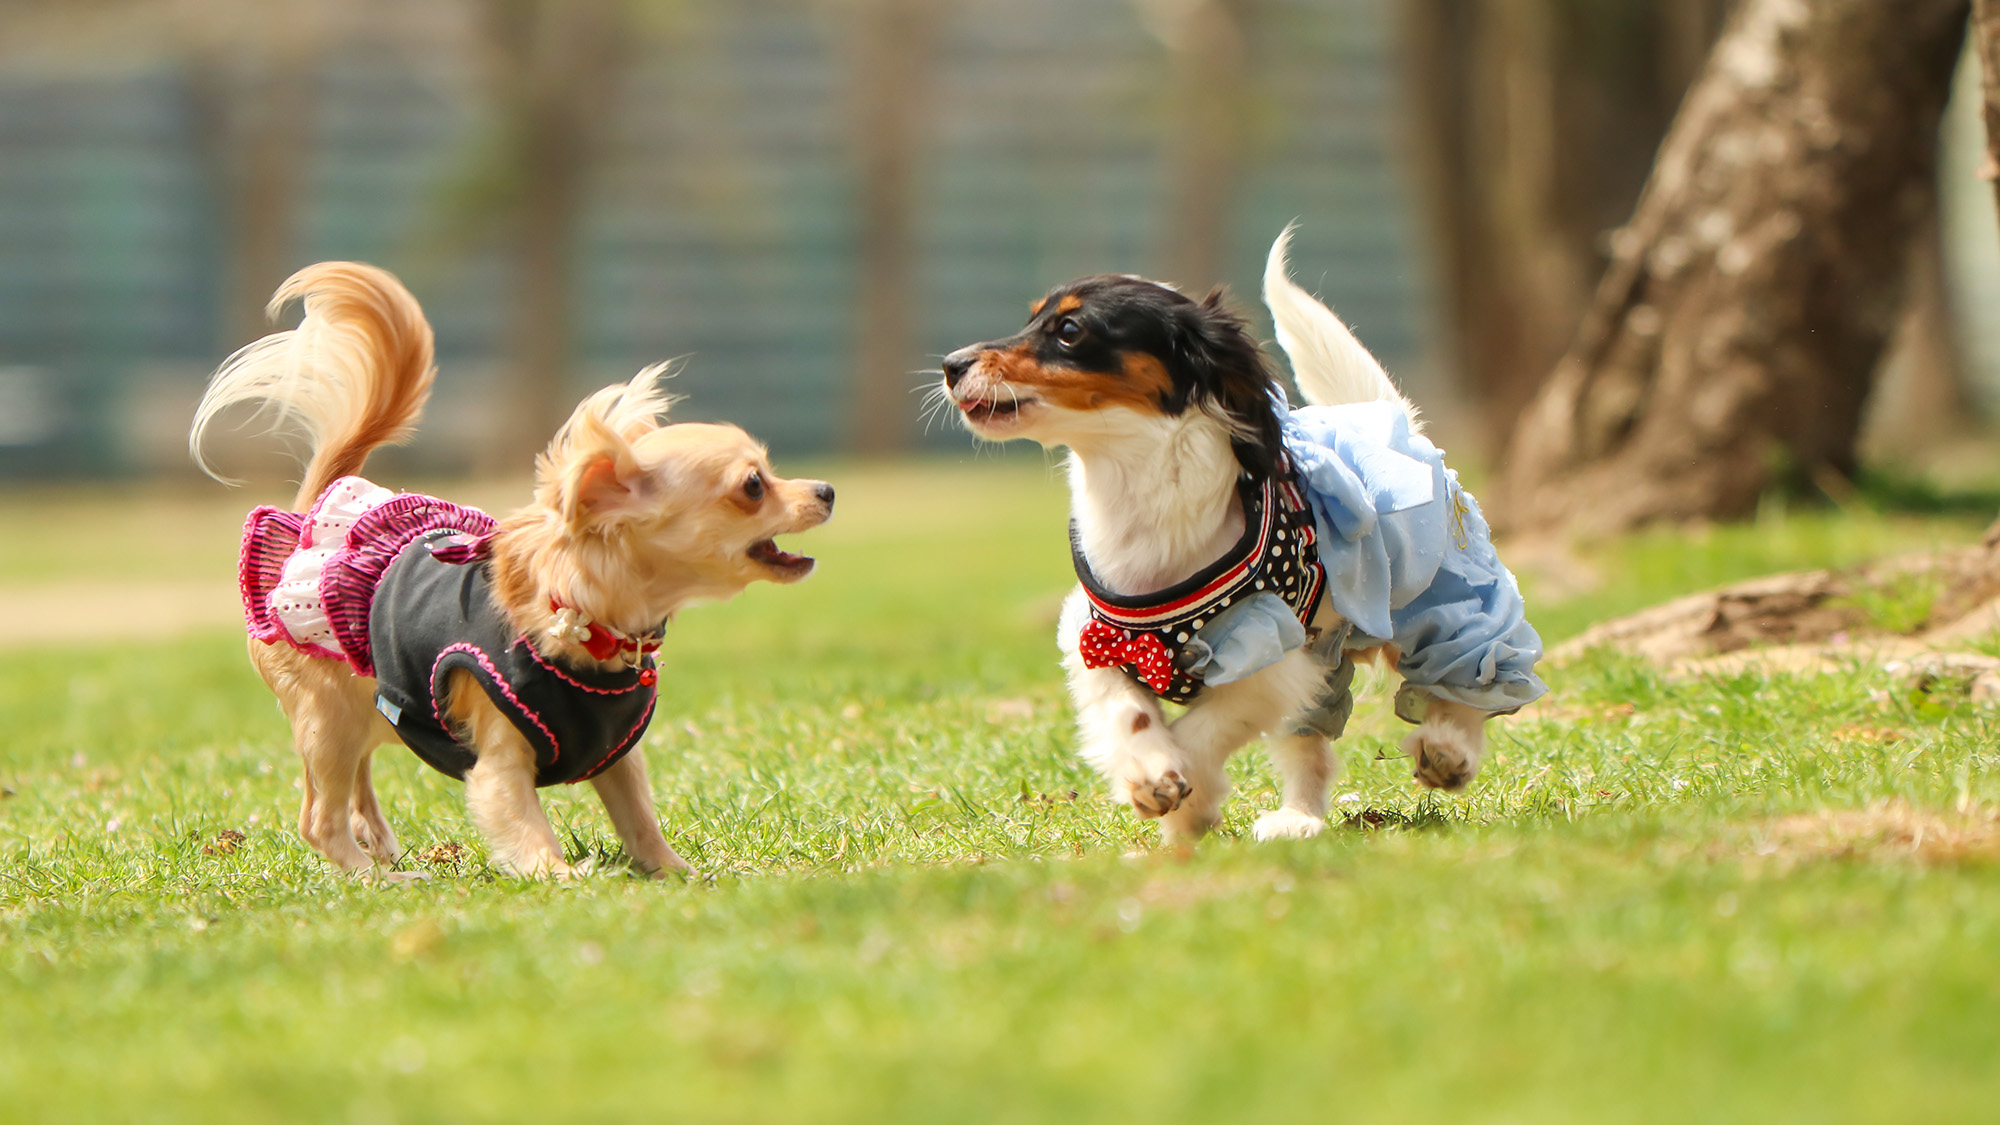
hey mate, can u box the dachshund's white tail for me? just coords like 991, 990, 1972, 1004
1263, 225, 1421, 431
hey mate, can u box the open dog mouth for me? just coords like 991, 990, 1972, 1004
958, 394, 1036, 426
747, 537, 815, 576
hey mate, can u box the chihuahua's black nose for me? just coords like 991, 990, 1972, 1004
814, 482, 835, 507
942, 349, 977, 390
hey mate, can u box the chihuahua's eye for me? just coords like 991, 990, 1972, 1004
743, 472, 765, 501
1055, 317, 1084, 347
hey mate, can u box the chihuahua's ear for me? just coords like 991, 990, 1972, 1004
547, 409, 649, 528
537, 368, 680, 528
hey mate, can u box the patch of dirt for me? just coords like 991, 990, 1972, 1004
1553, 544, 2000, 668
1555, 569, 1865, 665
1731, 802, 2000, 867
418, 841, 467, 869
0, 580, 242, 647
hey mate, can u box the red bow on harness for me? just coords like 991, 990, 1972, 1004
1079, 619, 1177, 694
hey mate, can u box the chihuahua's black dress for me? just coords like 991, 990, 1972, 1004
367, 532, 656, 786
239, 476, 657, 788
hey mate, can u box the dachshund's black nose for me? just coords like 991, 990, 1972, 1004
814, 482, 835, 507
942, 349, 978, 390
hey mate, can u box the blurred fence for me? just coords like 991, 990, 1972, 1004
0, 0, 1429, 478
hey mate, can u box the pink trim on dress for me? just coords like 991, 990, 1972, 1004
240, 506, 339, 659
239, 506, 303, 644
524, 641, 648, 696
576, 694, 655, 783
318, 493, 496, 675
431, 642, 562, 768
236, 476, 495, 675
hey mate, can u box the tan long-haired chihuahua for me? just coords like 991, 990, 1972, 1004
191, 262, 832, 879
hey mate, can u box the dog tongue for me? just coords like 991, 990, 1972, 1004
752, 539, 809, 565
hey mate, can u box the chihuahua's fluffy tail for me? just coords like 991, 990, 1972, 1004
1263, 225, 1421, 432
190, 262, 436, 510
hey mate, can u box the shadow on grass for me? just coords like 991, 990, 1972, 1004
1850, 468, 2000, 517
1341, 801, 1455, 833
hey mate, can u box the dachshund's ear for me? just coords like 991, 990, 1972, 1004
1172, 291, 1285, 479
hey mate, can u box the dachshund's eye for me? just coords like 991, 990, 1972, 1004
744, 472, 765, 501
1055, 317, 1084, 347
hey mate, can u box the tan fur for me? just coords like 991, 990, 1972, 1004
191, 262, 435, 510
199, 264, 831, 879
972, 344, 1175, 416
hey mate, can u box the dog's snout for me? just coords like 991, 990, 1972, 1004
942, 349, 978, 390
813, 481, 835, 508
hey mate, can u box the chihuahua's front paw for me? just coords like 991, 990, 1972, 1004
1405, 724, 1480, 790
634, 847, 692, 879
1115, 768, 1192, 818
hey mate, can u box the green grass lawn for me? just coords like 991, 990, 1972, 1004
3, 461, 1998, 1123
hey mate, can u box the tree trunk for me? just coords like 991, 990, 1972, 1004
180, 5, 323, 350
1496, 0, 1968, 537
1396, 0, 1732, 449
1861, 219, 1973, 462
1972, 0, 2000, 213
218, 31, 319, 349
842, 0, 942, 456
482, 0, 625, 468
1151, 0, 1253, 292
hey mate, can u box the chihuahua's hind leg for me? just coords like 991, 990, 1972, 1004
288, 694, 379, 872
348, 749, 402, 865
588, 751, 689, 878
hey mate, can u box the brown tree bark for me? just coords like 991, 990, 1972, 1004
841, 0, 942, 456
1972, 0, 2000, 213
1861, 220, 1973, 462
480, 0, 626, 468
1153, 0, 1253, 292
220, 61, 315, 349
1496, 0, 1968, 537
1396, 0, 1732, 449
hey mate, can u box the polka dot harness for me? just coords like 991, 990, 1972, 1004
1071, 460, 1327, 705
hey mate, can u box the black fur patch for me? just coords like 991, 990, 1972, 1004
949, 277, 1285, 479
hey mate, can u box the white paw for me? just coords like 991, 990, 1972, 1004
1252, 808, 1327, 842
